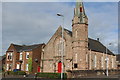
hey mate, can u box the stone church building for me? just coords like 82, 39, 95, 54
40, 2, 117, 73
5, 1, 117, 74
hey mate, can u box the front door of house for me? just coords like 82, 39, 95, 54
58, 61, 62, 73
37, 66, 40, 72
16, 64, 20, 69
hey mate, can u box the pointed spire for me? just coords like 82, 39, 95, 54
74, 0, 88, 24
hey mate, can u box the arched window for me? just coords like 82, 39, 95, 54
75, 53, 77, 63
94, 55, 97, 68
101, 56, 103, 68
86, 53, 88, 62
55, 38, 65, 56
112, 58, 114, 68
75, 30, 78, 38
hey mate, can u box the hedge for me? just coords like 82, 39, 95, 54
6, 71, 26, 75
37, 73, 67, 79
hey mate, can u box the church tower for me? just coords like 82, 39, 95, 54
72, 0, 88, 70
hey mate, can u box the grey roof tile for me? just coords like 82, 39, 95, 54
13, 44, 44, 52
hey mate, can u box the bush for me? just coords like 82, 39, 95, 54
0, 69, 2, 73
37, 73, 67, 79
6, 71, 13, 75
17, 71, 26, 75
6, 71, 26, 75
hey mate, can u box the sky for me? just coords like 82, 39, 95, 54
1, 0, 120, 2
1, 1, 119, 56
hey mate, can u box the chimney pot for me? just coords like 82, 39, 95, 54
97, 38, 99, 41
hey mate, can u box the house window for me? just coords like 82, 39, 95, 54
6, 64, 9, 70
7, 53, 13, 61
10, 53, 12, 60
74, 63, 78, 68
19, 52, 23, 60
26, 64, 28, 71
7, 54, 9, 60
26, 52, 29, 59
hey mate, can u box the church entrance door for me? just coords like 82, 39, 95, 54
58, 61, 62, 73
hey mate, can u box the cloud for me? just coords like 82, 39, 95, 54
2, 2, 75, 55
2, 2, 118, 56
85, 2, 118, 54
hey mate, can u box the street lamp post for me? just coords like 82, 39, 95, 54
105, 47, 108, 76
57, 13, 64, 79
105, 43, 112, 76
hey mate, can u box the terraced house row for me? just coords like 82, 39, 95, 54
5, 1, 118, 74
5, 43, 45, 73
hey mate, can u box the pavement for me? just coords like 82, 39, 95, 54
0, 73, 2, 80
1, 74, 120, 80
80, 74, 120, 78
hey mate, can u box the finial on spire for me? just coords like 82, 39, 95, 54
73, 0, 88, 24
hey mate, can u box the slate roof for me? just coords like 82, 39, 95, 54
88, 38, 114, 55
12, 44, 44, 52
0, 56, 2, 61
64, 28, 115, 56
117, 54, 120, 62
0, 55, 6, 61
64, 28, 72, 36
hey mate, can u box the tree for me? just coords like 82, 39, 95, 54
28, 58, 32, 73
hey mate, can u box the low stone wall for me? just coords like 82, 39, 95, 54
2, 75, 24, 78
66, 70, 120, 78
2, 73, 25, 78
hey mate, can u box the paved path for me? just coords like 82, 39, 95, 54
0, 73, 2, 80
80, 74, 120, 78
1, 78, 120, 80
1, 74, 120, 80
26, 74, 36, 78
